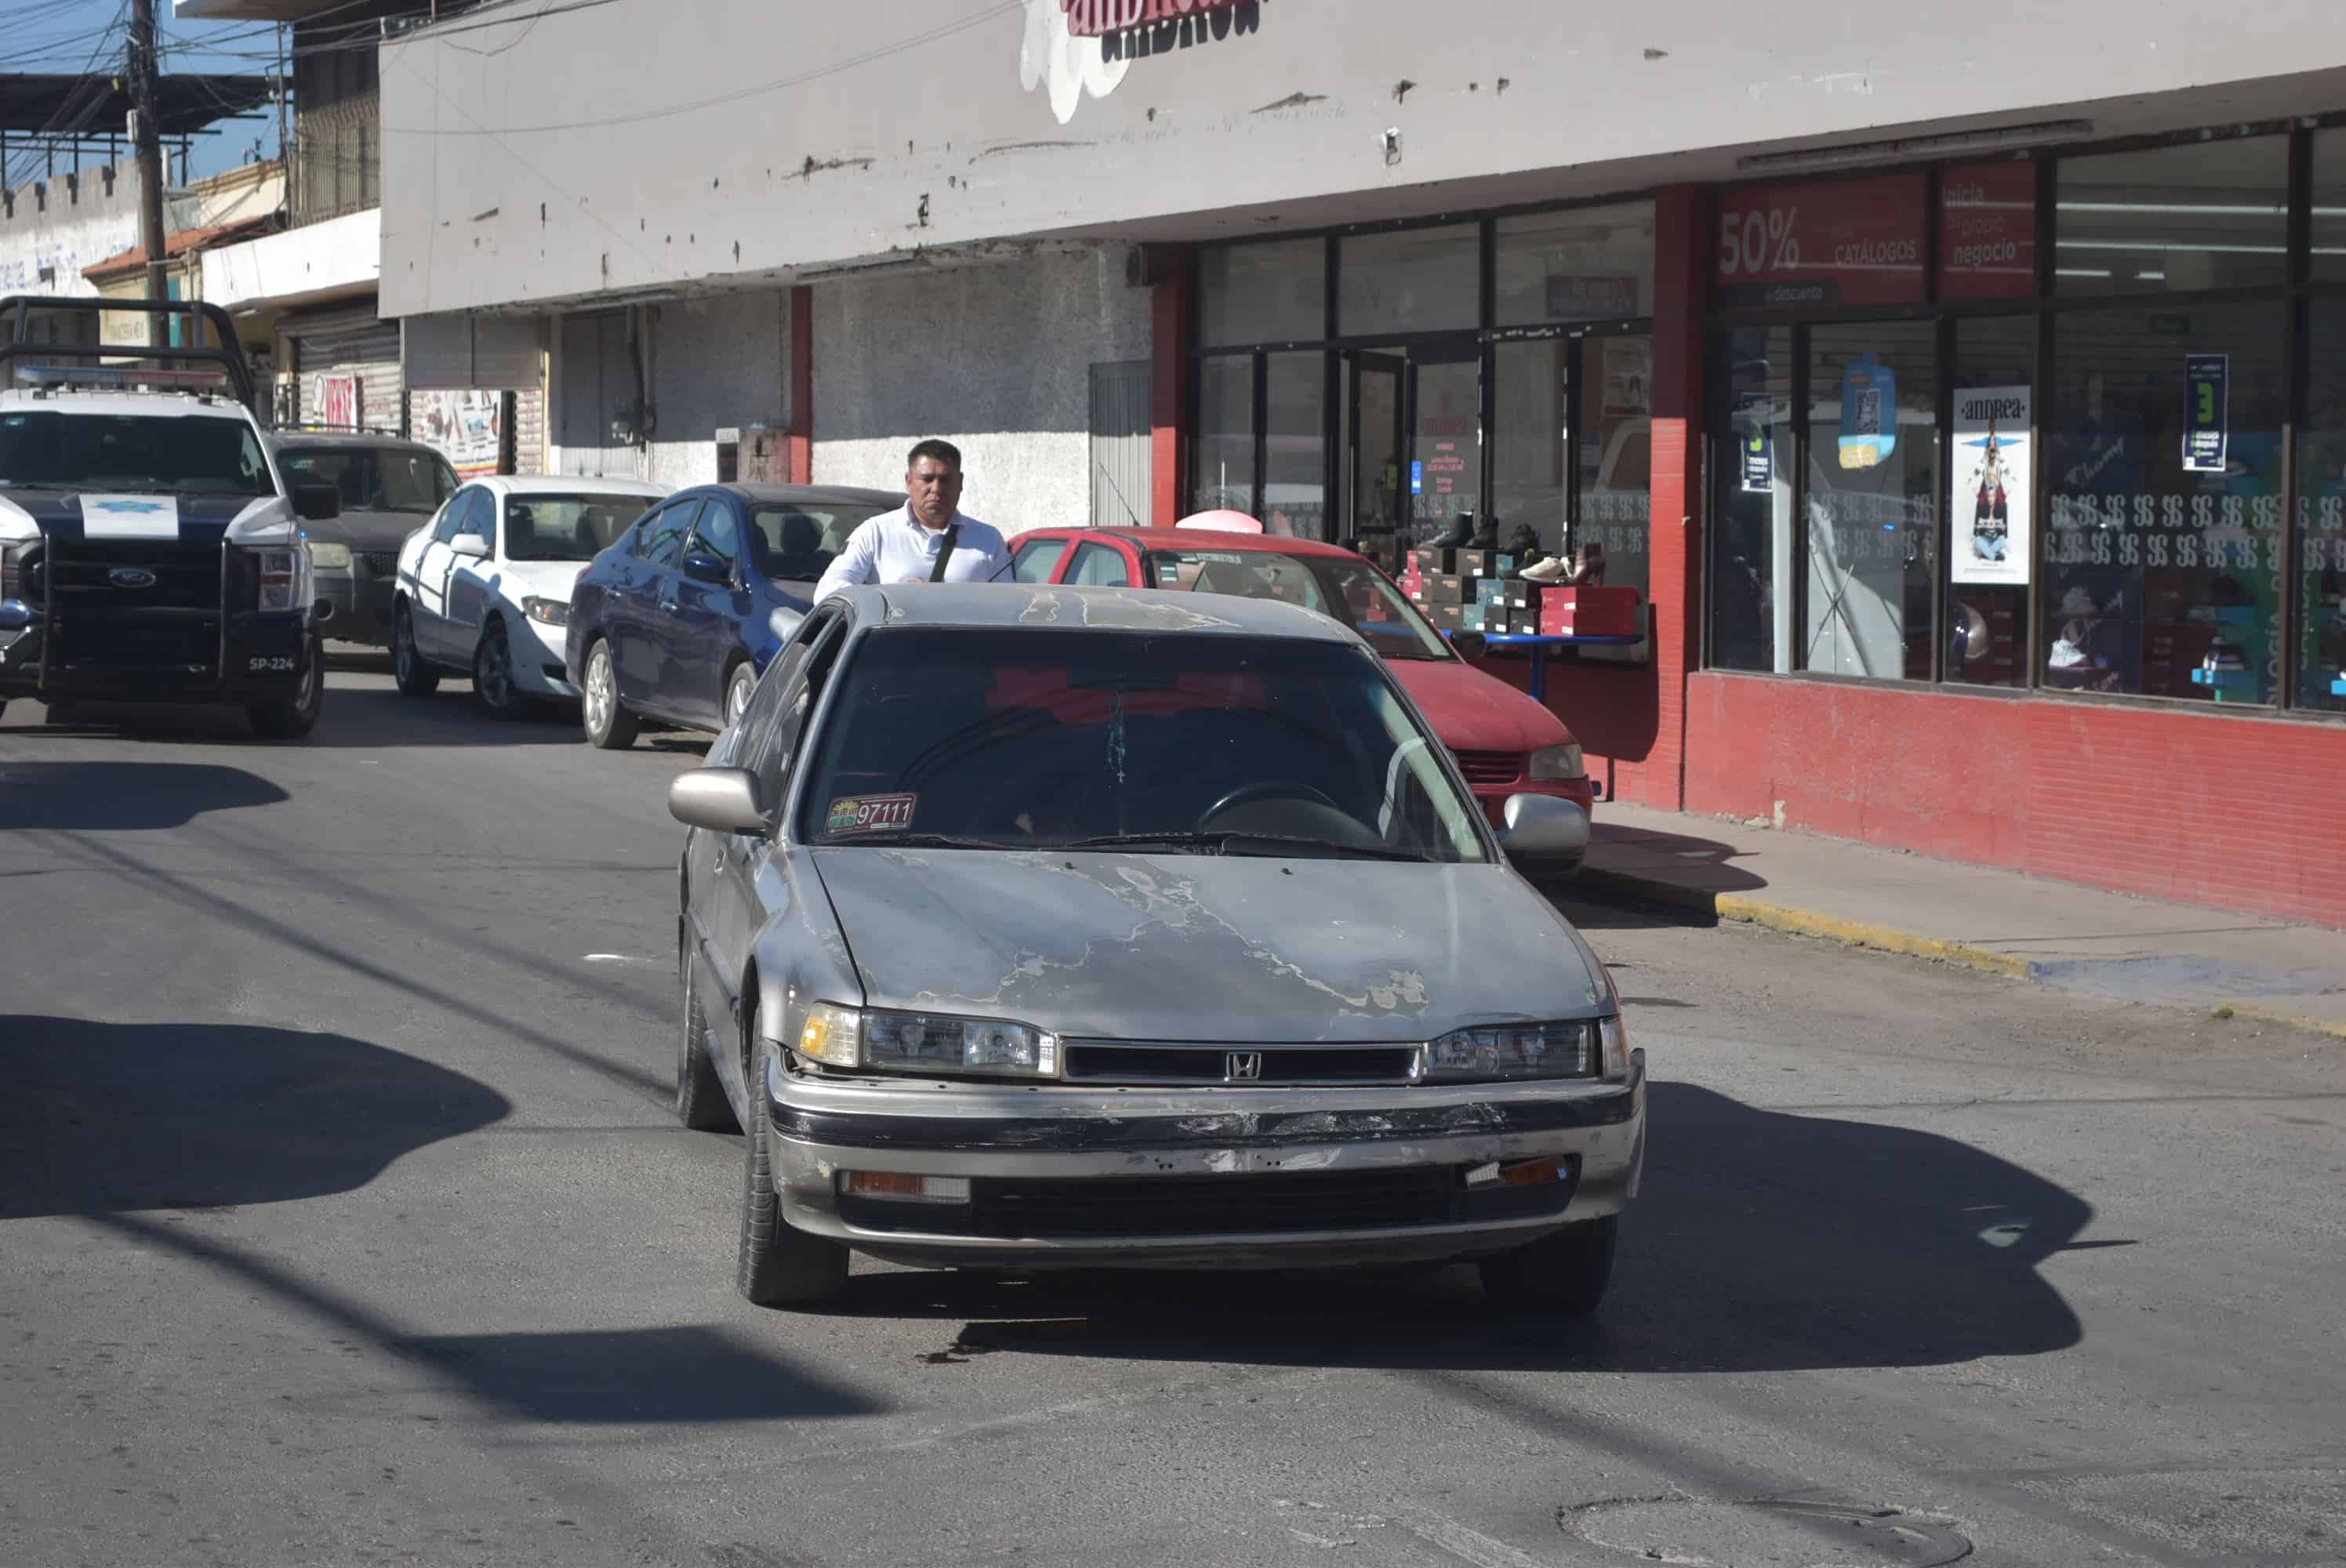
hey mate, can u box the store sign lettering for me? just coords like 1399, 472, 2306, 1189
1062, 0, 1241, 35
1716, 175, 1927, 307
1941, 162, 2037, 300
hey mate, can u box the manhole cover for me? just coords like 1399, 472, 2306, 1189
1565, 1497, 1972, 1566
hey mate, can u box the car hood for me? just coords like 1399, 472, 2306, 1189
0, 488, 296, 545
300, 507, 435, 551
809, 847, 1607, 1043
489, 557, 593, 601
1386, 656, 1577, 753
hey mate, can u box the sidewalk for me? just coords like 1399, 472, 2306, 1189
1573, 802, 2346, 1040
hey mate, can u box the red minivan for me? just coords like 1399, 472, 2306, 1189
1004, 526, 1597, 850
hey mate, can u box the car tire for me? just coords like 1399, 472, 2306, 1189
473, 620, 528, 719
392, 604, 440, 696
581, 638, 637, 750
677, 953, 740, 1134
736, 1053, 849, 1309
1478, 1215, 1617, 1317
247, 636, 324, 741
722, 659, 757, 732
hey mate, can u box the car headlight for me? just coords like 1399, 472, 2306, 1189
522, 596, 571, 628
795, 1001, 1058, 1078
1422, 1019, 1599, 1082
1598, 1012, 1631, 1083
253, 546, 299, 612
1529, 742, 1585, 780
307, 542, 351, 571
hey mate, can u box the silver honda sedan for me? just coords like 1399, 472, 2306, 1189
667, 583, 1645, 1312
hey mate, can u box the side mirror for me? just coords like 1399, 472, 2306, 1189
292, 483, 340, 522
451, 532, 492, 559
0, 598, 33, 633
1496, 793, 1589, 869
681, 550, 731, 586
1449, 630, 1488, 659
669, 766, 769, 835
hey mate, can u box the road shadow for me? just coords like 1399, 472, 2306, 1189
813, 1081, 2090, 1376
0, 760, 289, 831
399, 1325, 874, 1423
0, 1014, 510, 1220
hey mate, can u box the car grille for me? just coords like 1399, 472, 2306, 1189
354, 550, 399, 577
1453, 750, 1525, 786
45, 538, 226, 670
1060, 1040, 1421, 1086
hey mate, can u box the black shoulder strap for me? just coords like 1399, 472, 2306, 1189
928, 522, 962, 582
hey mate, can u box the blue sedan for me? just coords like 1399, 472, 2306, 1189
565, 482, 899, 748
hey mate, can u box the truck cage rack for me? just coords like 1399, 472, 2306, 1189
0, 294, 256, 408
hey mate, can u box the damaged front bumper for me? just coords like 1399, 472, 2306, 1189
762, 1057, 1646, 1271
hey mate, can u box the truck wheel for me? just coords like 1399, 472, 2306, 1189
472, 621, 528, 719
1478, 1215, 1617, 1317
247, 637, 324, 740
676, 956, 739, 1134
581, 638, 638, 750
392, 605, 441, 696
736, 1054, 848, 1308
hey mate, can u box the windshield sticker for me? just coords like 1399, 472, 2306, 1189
826, 793, 917, 836
79, 495, 181, 539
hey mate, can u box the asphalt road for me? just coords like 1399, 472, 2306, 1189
3, 661, 2343, 1568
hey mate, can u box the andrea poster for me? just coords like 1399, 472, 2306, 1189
1952, 386, 2032, 586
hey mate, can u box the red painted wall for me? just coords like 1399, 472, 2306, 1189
1684, 672, 2346, 928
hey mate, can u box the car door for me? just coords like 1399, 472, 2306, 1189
442, 489, 503, 659
1062, 539, 1135, 587
664, 496, 748, 726
613, 498, 698, 710
697, 608, 848, 1073
409, 486, 481, 660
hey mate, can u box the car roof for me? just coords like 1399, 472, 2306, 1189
472, 474, 667, 498
0, 389, 253, 420
712, 482, 902, 508
841, 581, 1357, 642
1025, 527, 1360, 560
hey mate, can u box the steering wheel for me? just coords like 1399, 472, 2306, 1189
1200, 778, 1342, 826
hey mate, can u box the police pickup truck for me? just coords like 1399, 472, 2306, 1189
0, 296, 340, 738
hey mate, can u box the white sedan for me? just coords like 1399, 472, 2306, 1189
392, 475, 667, 715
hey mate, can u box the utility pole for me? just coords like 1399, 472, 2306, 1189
128, 0, 168, 307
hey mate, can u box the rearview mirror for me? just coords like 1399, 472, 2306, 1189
681, 550, 731, 586
292, 483, 340, 522
1497, 793, 1589, 869
1449, 630, 1487, 659
669, 766, 769, 835
450, 532, 491, 559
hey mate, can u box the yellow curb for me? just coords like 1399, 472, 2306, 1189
1709, 894, 2036, 981
2215, 1000, 2346, 1043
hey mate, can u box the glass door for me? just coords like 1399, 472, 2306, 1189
1409, 349, 1484, 545
1346, 351, 1405, 542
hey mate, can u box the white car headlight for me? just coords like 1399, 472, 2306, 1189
522, 596, 571, 627
1529, 742, 1585, 781
795, 1001, 1057, 1078
307, 542, 351, 571
1422, 1019, 1600, 1082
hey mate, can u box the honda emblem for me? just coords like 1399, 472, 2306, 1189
1225, 1051, 1263, 1082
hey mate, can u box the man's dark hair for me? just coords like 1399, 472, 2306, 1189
906, 438, 962, 472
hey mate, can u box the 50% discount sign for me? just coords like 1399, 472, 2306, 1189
1719, 205, 1801, 277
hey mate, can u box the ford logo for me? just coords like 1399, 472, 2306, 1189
107, 567, 158, 589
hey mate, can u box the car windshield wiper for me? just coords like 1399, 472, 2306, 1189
1061, 830, 1437, 862
828, 831, 1016, 851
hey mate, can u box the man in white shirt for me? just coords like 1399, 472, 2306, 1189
814, 438, 1011, 602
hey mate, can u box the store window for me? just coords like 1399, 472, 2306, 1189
1948, 317, 2035, 688
1263, 351, 1327, 539
1338, 224, 1479, 338
2056, 138, 2289, 296
1941, 163, 2039, 302
2045, 302, 2286, 700
1199, 238, 1326, 347
1494, 202, 1655, 325
2298, 300, 2346, 713
1805, 323, 1937, 680
1580, 335, 1652, 601
1709, 326, 1794, 672
1193, 355, 1254, 514
2315, 129, 2346, 284
1491, 339, 1567, 557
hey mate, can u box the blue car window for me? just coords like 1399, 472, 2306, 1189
637, 500, 696, 568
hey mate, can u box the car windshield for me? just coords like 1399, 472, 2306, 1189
798, 628, 1487, 862
1141, 548, 1454, 661
0, 410, 272, 495
505, 494, 650, 561
275, 445, 457, 514
748, 502, 888, 582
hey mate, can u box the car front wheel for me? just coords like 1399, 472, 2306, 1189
473, 621, 528, 719
581, 638, 638, 750
736, 1052, 848, 1309
392, 604, 440, 696
1478, 1215, 1617, 1317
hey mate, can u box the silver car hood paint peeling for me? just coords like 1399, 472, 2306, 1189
1012, 586, 1241, 633
808, 848, 1602, 1044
